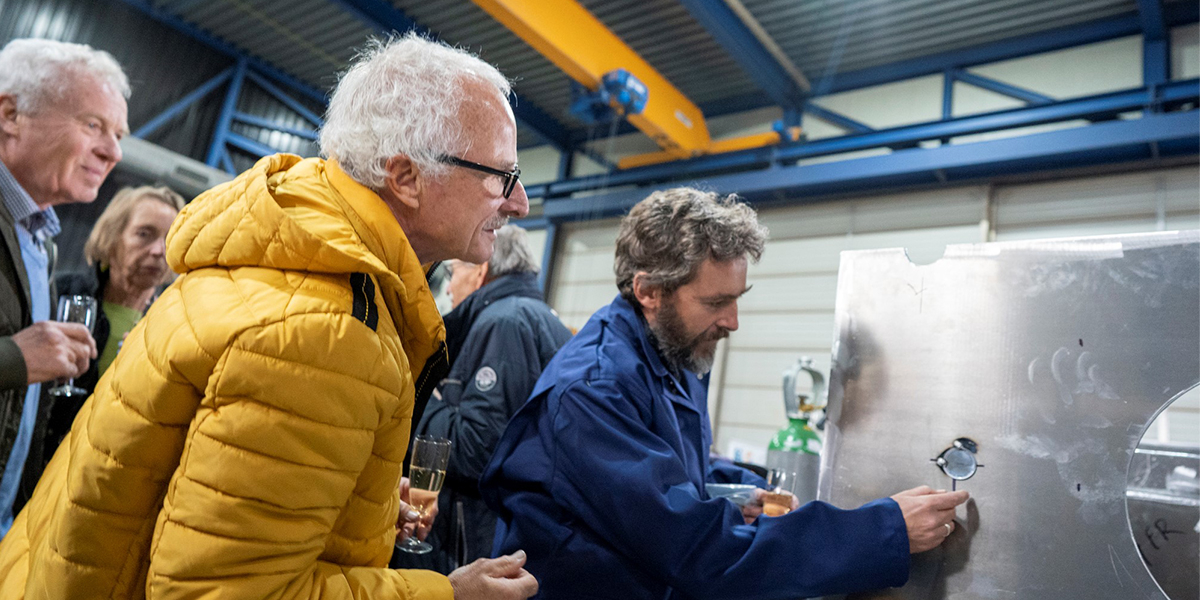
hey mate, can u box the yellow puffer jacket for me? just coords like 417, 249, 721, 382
0, 155, 453, 599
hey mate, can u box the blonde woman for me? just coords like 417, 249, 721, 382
45, 185, 184, 448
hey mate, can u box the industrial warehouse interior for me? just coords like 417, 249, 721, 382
0, 0, 1195, 598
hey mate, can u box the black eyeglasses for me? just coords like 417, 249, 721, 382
439, 155, 522, 199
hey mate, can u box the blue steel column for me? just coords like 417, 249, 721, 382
1137, 0, 1170, 87
538, 222, 558, 294
207, 58, 247, 169
942, 69, 955, 120
556, 148, 575, 181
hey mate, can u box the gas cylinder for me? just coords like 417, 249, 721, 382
765, 357, 826, 505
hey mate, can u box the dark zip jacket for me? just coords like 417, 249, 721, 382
410, 272, 571, 571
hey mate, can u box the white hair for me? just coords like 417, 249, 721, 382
0, 38, 130, 113
319, 32, 512, 191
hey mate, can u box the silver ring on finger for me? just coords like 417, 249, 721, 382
943, 522, 953, 537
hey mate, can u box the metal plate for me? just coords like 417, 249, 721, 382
1127, 442, 1200, 600
820, 231, 1200, 599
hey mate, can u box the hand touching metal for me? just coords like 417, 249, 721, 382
890, 485, 970, 553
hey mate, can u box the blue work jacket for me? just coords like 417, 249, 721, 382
480, 296, 910, 600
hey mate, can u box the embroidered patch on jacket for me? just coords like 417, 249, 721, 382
349, 272, 378, 331
474, 366, 498, 392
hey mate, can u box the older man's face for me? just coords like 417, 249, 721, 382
1, 74, 127, 207
418, 79, 529, 264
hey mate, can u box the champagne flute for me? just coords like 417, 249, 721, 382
47, 295, 98, 398
396, 435, 452, 554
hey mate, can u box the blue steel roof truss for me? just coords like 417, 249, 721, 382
541, 108, 1199, 221
119, 0, 1197, 210
530, 77, 1199, 220
528, 1, 1199, 221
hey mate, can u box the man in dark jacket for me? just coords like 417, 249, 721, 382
411, 225, 571, 572
0, 38, 128, 536
480, 188, 970, 600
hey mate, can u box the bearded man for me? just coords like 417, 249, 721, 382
479, 187, 969, 600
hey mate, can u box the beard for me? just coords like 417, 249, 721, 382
647, 297, 729, 375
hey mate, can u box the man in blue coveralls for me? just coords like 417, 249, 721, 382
480, 187, 969, 599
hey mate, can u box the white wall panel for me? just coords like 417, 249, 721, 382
969, 36, 1141, 99
517, 146, 562, 186
548, 219, 621, 330
1172, 23, 1199, 80
808, 75, 944, 131
993, 166, 1200, 239
524, 228, 547, 270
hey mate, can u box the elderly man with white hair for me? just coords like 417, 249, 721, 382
0, 33, 535, 600
0, 38, 128, 538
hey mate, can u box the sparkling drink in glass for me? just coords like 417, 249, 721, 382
47, 295, 98, 398
396, 435, 452, 555
762, 468, 799, 517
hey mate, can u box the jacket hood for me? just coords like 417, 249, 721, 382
167, 154, 445, 363
169, 154, 393, 278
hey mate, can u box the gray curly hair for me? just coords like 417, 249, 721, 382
488, 225, 540, 278
615, 187, 767, 301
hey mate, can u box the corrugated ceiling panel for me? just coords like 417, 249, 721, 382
172, 0, 372, 91
742, 0, 1137, 80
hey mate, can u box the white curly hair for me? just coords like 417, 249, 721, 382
319, 32, 513, 192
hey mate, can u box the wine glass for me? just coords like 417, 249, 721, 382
47, 295, 98, 398
395, 435, 452, 555
762, 468, 799, 517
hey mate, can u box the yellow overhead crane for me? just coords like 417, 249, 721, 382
473, 0, 800, 170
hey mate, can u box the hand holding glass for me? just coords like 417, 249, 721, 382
396, 435, 452, 554
47, 295, 97, 398
762, 469, 799, 517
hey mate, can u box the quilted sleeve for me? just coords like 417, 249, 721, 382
144, 308, 453, 600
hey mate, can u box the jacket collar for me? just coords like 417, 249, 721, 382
324, 159, 446, 371
603, 295, 706, 415
603, 295, 672, 381
443, 272, 543, 364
